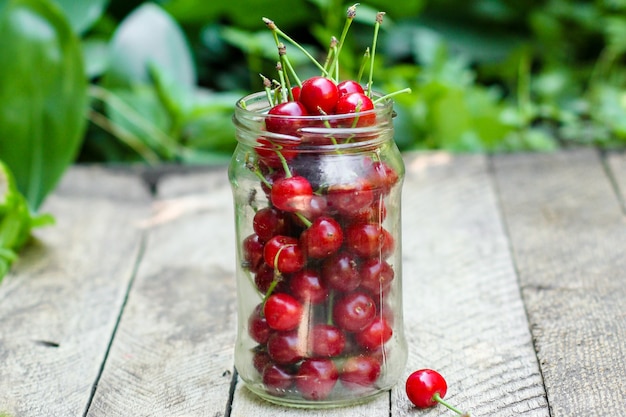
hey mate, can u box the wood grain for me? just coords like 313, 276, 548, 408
392, 152, 548, 417
492, 148, 626, 416
0, 167, 150, 417
86, 170, 238, 417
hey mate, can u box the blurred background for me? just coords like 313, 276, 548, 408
3, 0, 626, 169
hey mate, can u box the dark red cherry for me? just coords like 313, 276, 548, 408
263, 235, 305, 273
333, 291, 376, 332
263, 363, 294, 396
326, 178, 374, 216
345, 222, 386, 258
289, 269, 328, 304
300, 216, 343, 259
295, 358, 339, 400
263, 292, 303, 331
253, 207, 289, 242
267, 330, 305, 364
242, 234, 264, 272
355, 317, 393, 350
359, 258, 394, 295
299, 76, 339, 114
309, 324, 346, 357
255, 137, 298, 169
248, 304, 271, 344
340, 355, 381, 391
321, 251, 361, 292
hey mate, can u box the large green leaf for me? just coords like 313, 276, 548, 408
0, 0, 87, 211
104, 3, 196, 89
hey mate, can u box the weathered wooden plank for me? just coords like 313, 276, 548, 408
0, 167, 150, 417
392, 152, 548, 417
492, 148, 626, 416
86, 169, 238, 416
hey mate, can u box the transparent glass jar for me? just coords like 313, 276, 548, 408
229, 91, 407, 408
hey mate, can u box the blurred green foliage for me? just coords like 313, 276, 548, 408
4, 0, 626, 171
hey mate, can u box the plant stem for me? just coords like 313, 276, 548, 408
373, 88, 412, 104
328, 4, 358, 81
433, 393, 469, 416
367, 12, 385, 97
357, 47, 370, 84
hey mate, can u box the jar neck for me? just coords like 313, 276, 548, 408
233, 91, 395, 152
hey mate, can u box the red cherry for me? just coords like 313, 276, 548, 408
345, 222, 386, 258
267, 330, 305, 364
359, 258, 394, 295
289, 269, 328, 305
295, 358, 339, 400
263, 363, 294, 396
299, 76, 339, 114
242, 234, 264, 272
271, 176, 313, 213
332, 291, 376, 332
321, 251, 361, 292
368, 160, 399, 196
253, 207, 290, 242
255, 137, 298, 169
263, 235, 305, 273
309, 324, 346, 357
337, 80, 365, 96
263, 293, 303, 331
355, 317, 392, 350
340, 355, 381, 391
248, 304, 271, 344
291, 85, 301, 101
405, 369, 448, 408
300, 216, 344, 259
335, 92, 375, 127
253, 350, 272, 373
325, 178, 374, 216
266, 101, 309, 136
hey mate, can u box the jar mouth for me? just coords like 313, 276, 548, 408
233, 91, 395, 150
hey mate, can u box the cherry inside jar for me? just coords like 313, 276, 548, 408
229, 91, 407, 408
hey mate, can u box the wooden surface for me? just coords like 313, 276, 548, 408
1, 148, 625, 417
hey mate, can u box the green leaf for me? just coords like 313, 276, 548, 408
50, 0, 109, 34
0, 0, 88, 211
104, 3, 196, 89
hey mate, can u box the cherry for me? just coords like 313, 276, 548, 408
299, 76, 339, 114
292, 195, 327, 225
337, 80, 364, 96
263, 235, 305, 273
242, 234, 264, 272
291, 85, 301, 101
339, 355, 381, 391
253, 206, 289, 242
332, 291, 376, 332
263, 363, 294, 396
255, 137, 298, 169
289, 269, 328, 304
359, 258, 394, 295
326, 178, 374, 216
263, 292, 303, 331
271, 175, 313, 213
309, 324, 345, 357
368, 160, 399, 196
248, 304, 272, 344
252, 350, 272, 373
321, 251, 361, 292
335, 92, 375, 127
267, 330, 305, 364
254, 264, 287, 294
345, 222, 386, 258
300, 216, 343, 259
405, 369, 470, 416
295, 358, 339, 400
355, 316, 392, 350
266, 101, 309, 136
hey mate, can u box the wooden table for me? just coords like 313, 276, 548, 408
1, 148, 625, 417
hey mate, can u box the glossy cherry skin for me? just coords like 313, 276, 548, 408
333, 291, 376, 332
309, 324, 346, 357
265, 101, 309, 136
263, 363, 294, 396
325, 178, 374, 216
267, 330, 305, 364
248, 304, 271, 344
340, 355, 381, 391
271, 176, 313, 213
359, 258, 394, 295
335, 92, 375, 127
255, 137, 299, 169
405, 369, 448, 408
263, 235, 305, 273
321, 251, 361, 292
355, 317, 393, 350
300, 216, 343, 259
253, 206, 290, 242
345, 222, 386, 258
289, 269, 328, 304
295, 358, 339, 400
299, 76, 339, 114
242, 234, 264, 272
337, 80, 364, 96
263, 292, 303, 331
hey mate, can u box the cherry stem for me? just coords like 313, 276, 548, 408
294, 212, 312, 228
366, 12, 385, 97
328, 3, 357, 81
263, 17, 329, 77
372, 87, 412, 104
261, 269, 284, 307
322, 37, 338, 75
357, 47, 370, 84
276, 62, 288, 103
432, 393, 470, 416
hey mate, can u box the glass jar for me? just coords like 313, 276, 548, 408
229, 91, 407, 408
